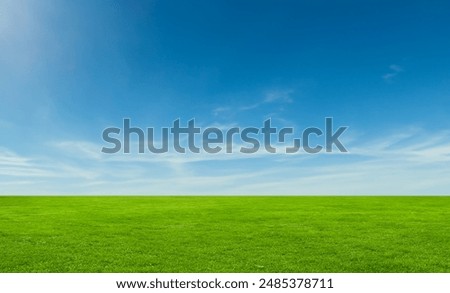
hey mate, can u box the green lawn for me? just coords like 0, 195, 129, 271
0, 196, 449, 272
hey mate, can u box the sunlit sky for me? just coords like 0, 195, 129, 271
1, 0, 450, 194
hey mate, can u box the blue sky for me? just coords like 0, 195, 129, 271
1, 0, 450, 194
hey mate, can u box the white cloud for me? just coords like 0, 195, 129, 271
238, 103, 261, 111
212, 89, 295, 116
1, 128, 450, 195
212, 106, 231, 116
382, 64, 404, 82
263, 89, 294, 103
389, 64, 403, 72
240, 89, 294, 111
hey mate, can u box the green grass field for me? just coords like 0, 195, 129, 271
0, 196, 449, 273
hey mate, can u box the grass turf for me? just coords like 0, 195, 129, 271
0, 196, 449, 273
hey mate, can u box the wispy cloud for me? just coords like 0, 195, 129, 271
263, 90, 294, 103
212, 89, 295, 117
1, 127, 450, 195
382, 64, 404, 83
238, 103, 261, 111
239, 89, 294, 111
212, 106, 231, 117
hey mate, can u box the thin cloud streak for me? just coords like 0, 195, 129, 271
212, 89, 295, 116
382, 64, 404, 82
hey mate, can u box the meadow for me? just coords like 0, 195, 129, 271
0, 196, 448, 272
